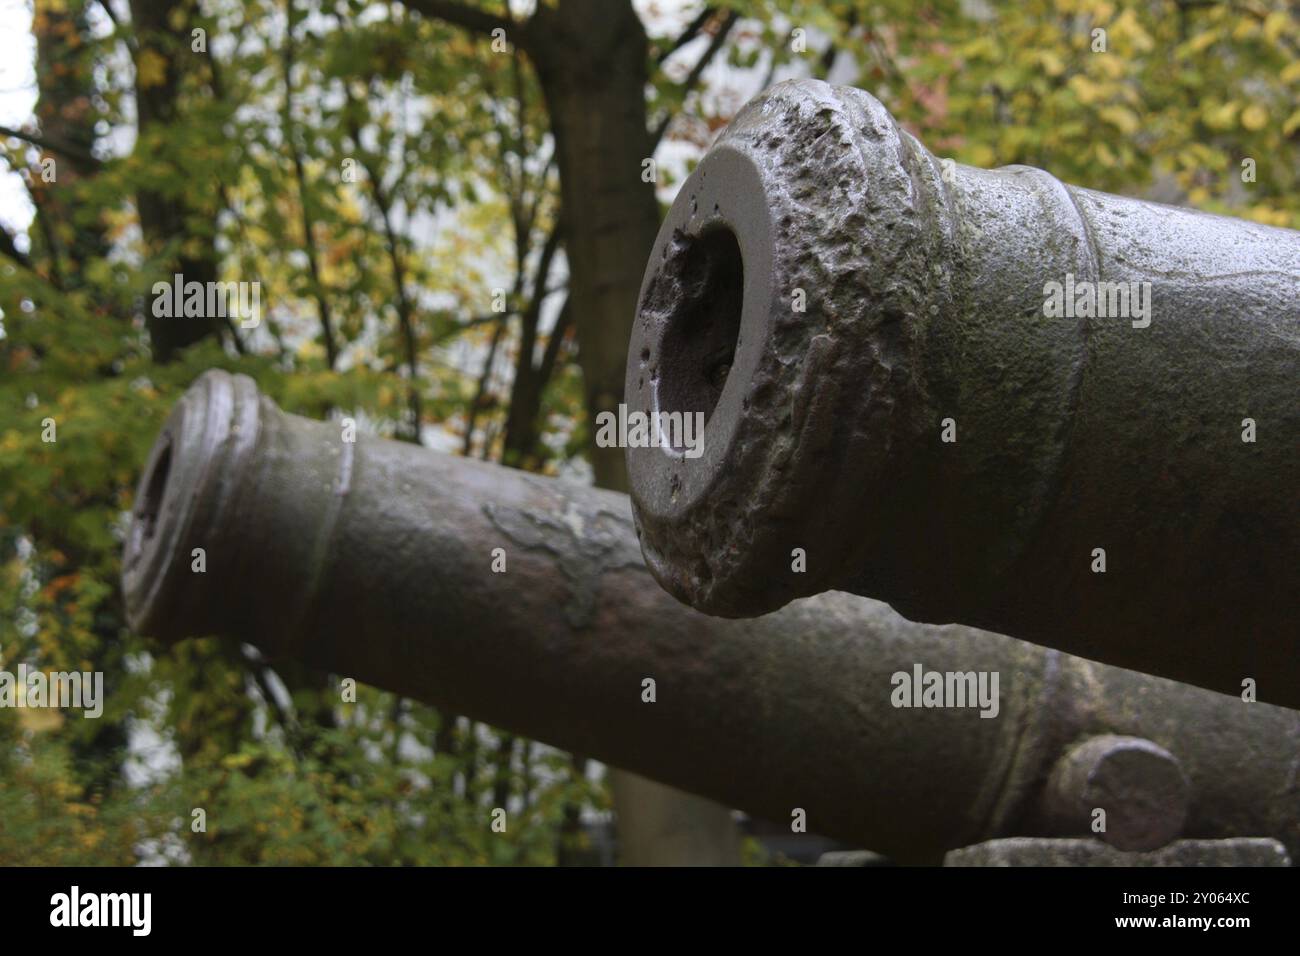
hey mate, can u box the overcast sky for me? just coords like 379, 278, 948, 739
0, 0, 37, 233
0, 0, 822, 240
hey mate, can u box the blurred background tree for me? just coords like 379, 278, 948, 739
0, 0, 1295, 865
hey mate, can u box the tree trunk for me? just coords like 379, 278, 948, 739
527, 0, 740, 865
129, 0, 222, 359
31, 0, 109, 281
529, 0, 662, 490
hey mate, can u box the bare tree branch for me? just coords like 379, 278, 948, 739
92, 0, 137, 53
342, 79, 426, 440
536, 296, 572, 390
222, 316, 248, 355
651, 11, 739, 150
0, 124, 101, 168
655, 5, 716, 65
816, 9, 858, 80
462, 314, 508, 457
400, 0, 522, 45
431, 309, 520, 345
93, 0, 122, 31
283, 0, 339, 368
0, 225, 34, 272
22, 175, 66, 291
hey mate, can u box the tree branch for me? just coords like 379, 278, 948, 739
536, 296, 571, 390
432, 309, 520, 345
656, 5, 716, 65
93, 0, 137, 53
400, 0, 521, 44
0, 125, 102, 168
343, 85, 424, 441
0, 226, 34, 273
25, 178, 66, 291
93, 0, 122, 32
651, 11, 738, 151
283, 0, 339, 369
462, 316, 508, 456
816, 8, 857, 80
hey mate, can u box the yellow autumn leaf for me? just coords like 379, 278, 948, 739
17, 696, 65, 732
135, 49, 168, 90
1068, 74, 1106, 105
1263, 11, 1292, 44
1281, 61, 1300, 84
1184, 29, 1221, 55
1283, 109, 1300, 136
1240, 103, 1268, 131
1203, 100, 1240, 130
1098, 105, 1140, 135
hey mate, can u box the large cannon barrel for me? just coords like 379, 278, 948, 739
124, 371, 1299, 863
624, 79, 1300, 708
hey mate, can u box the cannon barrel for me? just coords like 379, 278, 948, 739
624, 80, 1300, 708
123, 371, 1299, 863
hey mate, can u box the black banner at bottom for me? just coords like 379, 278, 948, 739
0, 864, 1290, 941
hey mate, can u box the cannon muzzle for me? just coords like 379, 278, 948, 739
124, 371, 1300, 863
625, 79, 1300, 708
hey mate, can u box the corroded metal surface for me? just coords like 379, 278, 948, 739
1043, 735, 1189, 852
945, 838, 1291, 867
124, 371, 1300, 864
625, 79, 1300, 708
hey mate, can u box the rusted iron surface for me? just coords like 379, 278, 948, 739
125, 371, 1300, 863
625, 79, 1299, 707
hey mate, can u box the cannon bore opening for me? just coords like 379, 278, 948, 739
655, 226, 744, 444
127, 437, 172, 570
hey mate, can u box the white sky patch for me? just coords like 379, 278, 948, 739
0, 0, 36, 232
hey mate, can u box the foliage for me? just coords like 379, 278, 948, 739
1, 0, 1295, 865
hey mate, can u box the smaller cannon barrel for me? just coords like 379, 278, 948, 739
624, 80, 1300, 708
123, 371, 1299, 863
